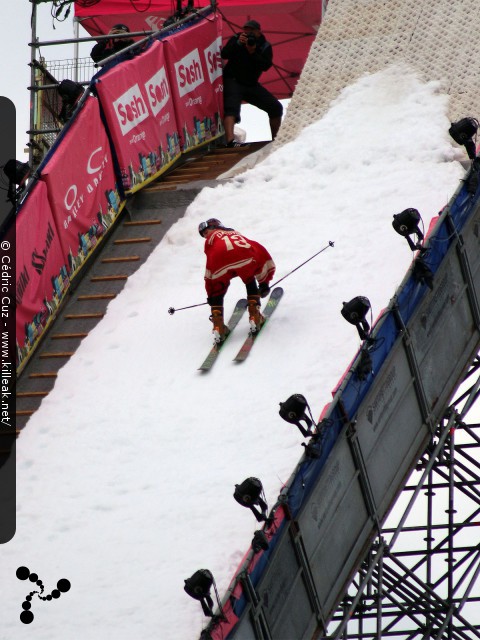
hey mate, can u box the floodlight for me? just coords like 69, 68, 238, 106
3, 160, 30, 186
2, 159, 31, 206
279, 393, 315, 437
449, 117, 478, 160
234, 477, 268, 522
280, 395, 332, 458
184, 569, 215, 617
392, 208, 425, 252
341, 296, 371, 341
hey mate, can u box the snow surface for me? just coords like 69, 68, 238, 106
5, 65, 471, 638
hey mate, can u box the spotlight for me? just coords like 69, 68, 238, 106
449, 117, 478, 160
3, 159, 30, 186
392, 208, 425, 252
2, 159, 31, 206
341, 296, 371, 341
234, 477, 268, 522
184, 569, 215, 617
279, 393, 315, 437
252, 529, 269, 553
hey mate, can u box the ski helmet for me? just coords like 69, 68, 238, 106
198, 218, 224, 236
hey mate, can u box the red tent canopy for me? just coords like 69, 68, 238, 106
75, 0, 326, 98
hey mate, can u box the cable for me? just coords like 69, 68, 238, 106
75, 0, 102, 7
127, 0, 153, 12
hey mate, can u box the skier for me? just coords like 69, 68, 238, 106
199, 219, 276, 344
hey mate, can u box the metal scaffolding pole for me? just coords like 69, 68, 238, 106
28, 2, 38, 169
326, 354, 480, 640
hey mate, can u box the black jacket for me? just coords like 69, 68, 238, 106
221, 33, 273, 86
91, 38, 134, 63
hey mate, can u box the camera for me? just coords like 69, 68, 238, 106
246, 33, 257, 46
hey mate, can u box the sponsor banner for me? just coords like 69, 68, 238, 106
95, 39, 181, 193
164, 14, 224, 152
15, 181, 69, 371
40, 95, 123, 270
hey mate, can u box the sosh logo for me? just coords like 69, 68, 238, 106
16, 566, 71, 624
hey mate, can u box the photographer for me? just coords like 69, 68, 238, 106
90, 24, 134, 63
221, 20, 283, 147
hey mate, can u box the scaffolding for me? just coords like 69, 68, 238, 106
327, 355, 480, 639
27, 1, 158, 168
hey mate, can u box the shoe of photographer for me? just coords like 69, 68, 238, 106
225, 139, 245, 148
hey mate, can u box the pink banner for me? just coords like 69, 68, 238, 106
41, 95, 123, 272
164, 15, 224, 152
15, 181, 69, 371
95, 39, 181, 193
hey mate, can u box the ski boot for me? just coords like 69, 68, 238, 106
247, 295, 265, 334
210, 306, 230, 345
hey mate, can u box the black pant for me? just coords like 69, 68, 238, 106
223, 77, 283, 123
208, 278, 259, 306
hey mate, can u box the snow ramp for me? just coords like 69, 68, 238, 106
201, 1, 480, 638
277, 0, 480, 147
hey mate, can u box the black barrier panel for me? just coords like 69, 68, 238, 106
408, 231, 480, 421
232, 615, 257, 639
355, 344, 428, 520
257, 530, 318, 639
297, 435, 370, 614
462, 201, 480, 287
0, 96, 16, 544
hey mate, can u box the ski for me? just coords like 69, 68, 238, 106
198, 299, 248, 371
233, 287, 284, 363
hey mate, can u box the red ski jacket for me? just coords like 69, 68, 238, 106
203, 229, 275, 297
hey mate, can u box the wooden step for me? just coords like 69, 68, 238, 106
51, 332, 88, 339
187, 159, 226, 166
90, 275, 128, 282
113, 237, 151, 245
65, 312, 104, 319
161, 176, 192, 183
123, 220, 162, 226
144, 184, 176, 192
176, 166, 210, 174
17, 391, 49, 398
169, 174, 205, 181
39, 352, 74, 359
101, 256, 140, 263
212, 146, 253, 154
78, 293, 116, 300
16, 409, 35, 416
29, 372, 57, 379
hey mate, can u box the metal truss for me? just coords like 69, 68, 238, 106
325, 354, 480, 640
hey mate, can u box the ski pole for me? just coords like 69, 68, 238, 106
168, 241, 334, 313
168, 301, 208, 315
271, 240, 334, 288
